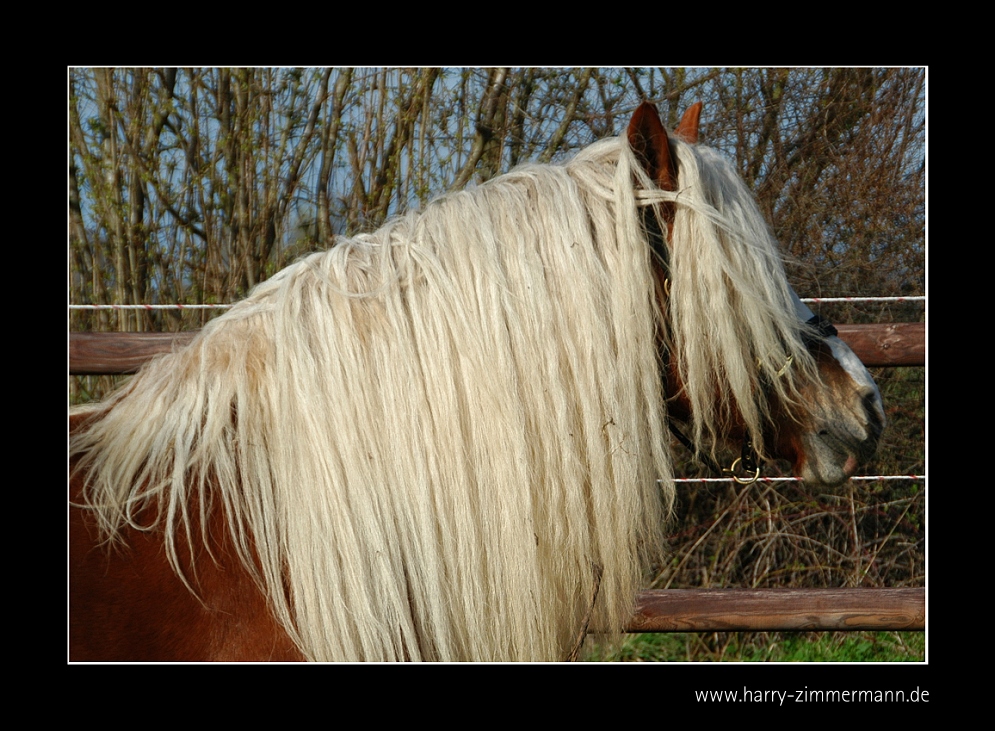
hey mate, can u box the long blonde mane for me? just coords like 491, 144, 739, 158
71, 133, 816, 662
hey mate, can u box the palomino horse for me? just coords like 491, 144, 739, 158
70, 103, 884, 662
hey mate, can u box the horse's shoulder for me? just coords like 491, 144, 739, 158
69, 446, 302, 662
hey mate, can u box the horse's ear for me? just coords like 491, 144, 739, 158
674, 101, 702, 144
627, 101, 678, 192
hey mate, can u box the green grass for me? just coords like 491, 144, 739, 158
588, 631, 925, 662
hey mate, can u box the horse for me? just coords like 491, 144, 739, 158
69, 102, 884, 662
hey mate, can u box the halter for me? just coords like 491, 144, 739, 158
801, 313, 839, 344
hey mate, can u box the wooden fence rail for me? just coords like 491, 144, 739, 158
628, 588, 924, 632
68, 323, 924, 375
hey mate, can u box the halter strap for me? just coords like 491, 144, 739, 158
803, 314, 838, 343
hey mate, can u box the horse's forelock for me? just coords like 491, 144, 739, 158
652, 139, 821, 460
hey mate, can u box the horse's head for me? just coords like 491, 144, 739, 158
627, 101, 884, 487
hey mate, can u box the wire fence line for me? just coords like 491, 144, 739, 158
69, 295, 927, 310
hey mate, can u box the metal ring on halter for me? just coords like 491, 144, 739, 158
724, 457, 761, 485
